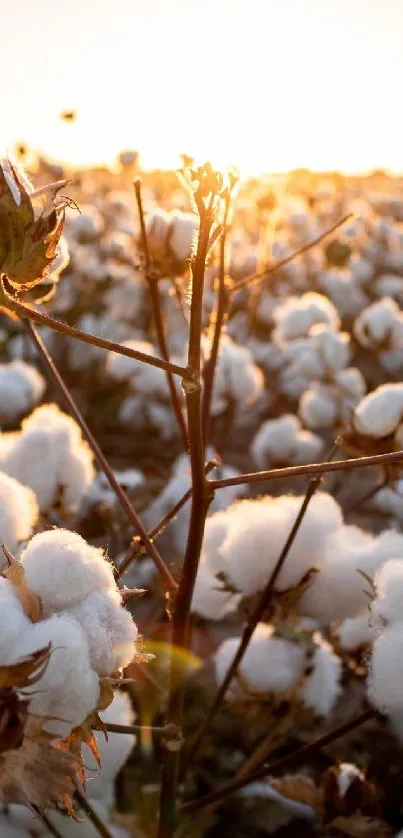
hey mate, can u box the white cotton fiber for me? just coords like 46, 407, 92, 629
10, 614, 100, 737
0, 404, 95, 511
84, 691, 136, 808
300, 527, 403, 622
251, 415, 300, 467
218, 493, 343, 597
168, 209, 198, 261
66, 590, 138, 675
215, 624, 305, 697
310, 324, 350, 372
338, 616, 372, 651
191, 561, 240, 620
0, 471, 39, 559
20, 529, 116, 614
302, 637, 342, 716
0, 578, 32, 665
273, 292, 339, 342
299, 384, 338, 429
354, 297, 403, 348
353, 384, 403, 438
368, 622, 403, 714
210, 335, 264, 416
0, 361, 45, 424
371, 560, 403, 629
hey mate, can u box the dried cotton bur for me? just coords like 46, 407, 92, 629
0, 528, 141, 819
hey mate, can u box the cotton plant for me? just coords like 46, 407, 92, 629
0, 403, 95, 512
0, 528, 139, 815
271, 291, 340, 344
250, 414, 324, 468
145, 207, 198, 267
354, 297, 403, 374
352, 382, 403, 446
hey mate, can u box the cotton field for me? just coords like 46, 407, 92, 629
1, 152, 403, 838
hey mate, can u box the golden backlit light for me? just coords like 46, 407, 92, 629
2, 0, 403, 174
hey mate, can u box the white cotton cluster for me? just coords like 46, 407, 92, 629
66, 204, 104, 243
143, 451, 244, 558
370, 560, 403, 631
368, 622, 403, 715
250, 414, 324, 468
272, 292, 340, 343
215, 626, 341, 716
353, 383, 403, 441
205, 335, 264, 416
0, 472, 38, 562
374, 485, 403, 520
299, 367, 366, 429
0, 404, 95, 511
215, 624, 305, 698
301, 635, 342, 716
0, 529, 138, 740
318, 267, 369, 319
299, 527, 403, 622
146, 207, 198, 262
192, 493, 343, 616
354, 298, 403, 372
0, 361, 45, 424
338, 615, 372, 651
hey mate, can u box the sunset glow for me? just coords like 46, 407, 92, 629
2, 0, 403, 174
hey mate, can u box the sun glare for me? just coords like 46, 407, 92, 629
2, 0, 403, 174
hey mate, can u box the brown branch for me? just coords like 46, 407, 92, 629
182, 444, 336, 772
231, 213, 353, 293
105, 722, 175, 735
202, 188, 232, 443
157, 183, 217, 838
210, 448, 403, 489
6, 291, 193, 379
181, 709, 374, 814
25, 320, 177, 593
134, 178, 189, 448
75, 788, 115, 838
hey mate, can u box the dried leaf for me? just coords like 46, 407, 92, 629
0, 689, 29, 753
328, 814, 392, 837
0, 646, 51, 689
3, 547, 42, 622
271, 774, 324, 815
0, 731, 78, 810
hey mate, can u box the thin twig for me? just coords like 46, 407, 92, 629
157, 181, 217, 838
202, 186, 233, 443
231, 213, 353, 293
75, 788, 115, 838
134, 178, 189, 448
210, 449, 403, 489
6, 292, 193, 379
181, 709, 375, 814
37, 811, 66, 838
105, 722, 174, 735
25, 320, 177, 593
182, 442, 338, 772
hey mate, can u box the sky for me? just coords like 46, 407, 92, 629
1, 0, 403, 174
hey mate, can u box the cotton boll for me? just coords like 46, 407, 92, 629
292, 430, 325, 465
300, 527, 403, 621
371, 560, 403, 629
0, 404, 95, 511
349, 254, 374, 285
374, 486, 403, 519
272, 292, 340, 343
211, 336, 264, 415
354, 298, 403, 349
219, 493, 343, 597
335, 367, 366, 403
302, 637, 342, 716
309, 324, 350, 372
353, 384, 403, 438
168, 210, 198, 261
299, 384, 338, 429
338, 616, 372, 651
84, 692, 135, 807
318, 268, 369, 319
191, 561, 240, 620
66, 590, 138, 675
146, 208, 171, 259
251, 415, 301, 468
0, 471, 39, 559
0, 361, 45, 423
215, 624, 305, 696
21, 529, 116, 614
10, 614, 100, 737
0, 578, 32, 664
107, 340, 173, 399
368, 623, 403, 714
375, 273, 403, 303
